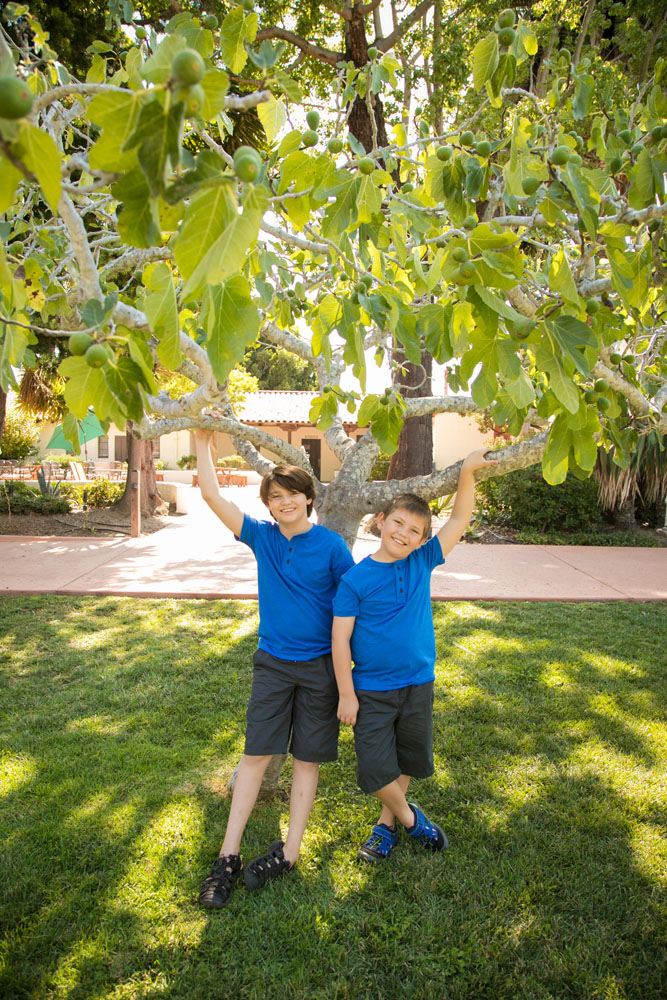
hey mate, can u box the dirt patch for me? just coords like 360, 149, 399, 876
0, 506, 176, 538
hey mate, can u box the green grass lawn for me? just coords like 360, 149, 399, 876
1, 597, 665, 1000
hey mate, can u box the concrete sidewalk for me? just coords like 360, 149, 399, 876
1, 487, 666, 602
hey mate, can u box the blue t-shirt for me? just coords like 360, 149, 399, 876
332, 535, 445, 691
240, 515, 354, 661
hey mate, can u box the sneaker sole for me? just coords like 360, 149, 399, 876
357, 845, 391, 862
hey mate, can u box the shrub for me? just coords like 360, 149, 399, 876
476, 466, 602, 532
59, 478, 125, 507
1, 483, 70, 514
216, 454, 249, 470
177, 454, 196, 469
0, 409, 39, 460
44, 453, 82, 468
369, 452, 391, 481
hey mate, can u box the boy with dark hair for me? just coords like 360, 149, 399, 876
195, 429, 354, 907
332, 449, 496, 861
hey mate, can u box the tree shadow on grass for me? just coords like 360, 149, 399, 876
1, 597, 665, 1000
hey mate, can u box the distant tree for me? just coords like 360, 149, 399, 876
241, 345, 316, 390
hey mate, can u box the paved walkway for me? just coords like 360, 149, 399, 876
1, 487, 666, 602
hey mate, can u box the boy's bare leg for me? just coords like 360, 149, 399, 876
219, 753, 272, 856
282, 758, 320, 866
374, 774, 414, 829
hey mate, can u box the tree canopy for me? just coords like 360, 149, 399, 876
0, 0, 666, 544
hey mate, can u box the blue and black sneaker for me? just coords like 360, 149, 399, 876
357, 822, 398, 862
405, 800, 448, 851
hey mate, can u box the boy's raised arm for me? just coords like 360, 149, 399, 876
436, 449, 497, 557
194, 429, 244, 537
332, 615, 359, 727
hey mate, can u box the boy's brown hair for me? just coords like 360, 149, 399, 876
371, 492, 432, 539
260, 464, 316, 516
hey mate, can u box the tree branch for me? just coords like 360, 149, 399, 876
255, 27, 340, 66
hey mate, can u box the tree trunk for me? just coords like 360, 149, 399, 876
345, 4, 390, 152
612, 493, 637, 531
387, 350, 434, 479
114, 429, 166, 517
0, 388, 6, 444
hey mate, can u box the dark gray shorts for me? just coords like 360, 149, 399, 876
353, 681, 435, 794
244, 649, 339, 762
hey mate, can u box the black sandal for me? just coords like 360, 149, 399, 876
243, 840, 293, 891
198, 853, 243, 909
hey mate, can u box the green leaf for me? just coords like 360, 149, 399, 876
563, 163, 599, 239
219, 7, 250, 74
112, 167, 161, 248
257, 95, 286, 143
203, 276, 260, 383
275, 69, 302, 103
0, 154, 22, 214
89, 91, 143, 172
322, 175, 359, 238
173, 183, 236, 279
545, 355, 580, 414
369, 401, 404, 454
59, 355, 125, 426
62, 412, 81, 454
122, 98, 182, 197
141, 34, 185, 85
181, 185, 267, 299
142, 261, 180, 369
573, 72, 594, 121
201, 69, 230, 120
548, 315, 597, 376
471, 32, 499, 92
14, 123, 61, 211
542, 415, 570, 485
627, 148, 656, 209
548, 248, 579, 308
504, 369, 534, 408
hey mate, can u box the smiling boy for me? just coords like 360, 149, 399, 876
332, 449, 496, 861
195, 429, 354, 907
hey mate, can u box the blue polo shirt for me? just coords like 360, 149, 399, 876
240, 515, 354, 661
333, 536, 444, 691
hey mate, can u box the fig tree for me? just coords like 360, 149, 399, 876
475, 140, 492, 158
460, 130, 474, 147
662, 125, 667, 139
202, 14, 218, 29
623, 353, 634, 365
402, 182, 414, 192
608, 156, 622, 174
306, 110, 320, 130
597, 396, 611, 412
302, 129, 318, 147
594, 378, 609, 392
242, 0, 255, 9
558, 48, 571, 62
436, 145, 453, 161
327, 137, 343, 154
171, 48, 205, 86
367, 47, 378, 59
584, 389, 598, 404
609, 352, 623, 365
135, 26, 147, 39
451, 247, 468, 262
358, 157, 375, 174
513, 318, 535, 340
69, 332, 94, 356
0, 76, 34, 119
618, 129, 632, 145
498, 27, 516, 47
462, 215, 477, 230
651, 125, 663, 142
585, 298, 600, 314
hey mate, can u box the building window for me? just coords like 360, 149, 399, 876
98, 435, 109, 458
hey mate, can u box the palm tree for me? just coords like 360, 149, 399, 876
595, 432, 667, 529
